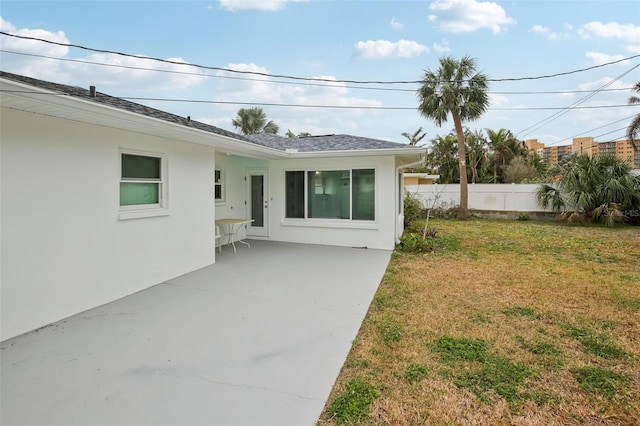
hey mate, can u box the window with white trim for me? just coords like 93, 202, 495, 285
120, 151, 165, 209
285, 169, 375, 221
214, 169, 224, 202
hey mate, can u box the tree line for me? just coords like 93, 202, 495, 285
412, 127, 547, 184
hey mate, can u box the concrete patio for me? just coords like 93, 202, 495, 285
0, 240, 392, 426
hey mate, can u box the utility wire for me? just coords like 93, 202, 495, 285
549, 115, 636, 146
516, 64, 640, 138
0, 50, 635, 95
1, 89, 637, 111
1, 31, 639, 84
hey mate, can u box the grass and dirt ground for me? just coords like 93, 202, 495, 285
318, 219, 639, 425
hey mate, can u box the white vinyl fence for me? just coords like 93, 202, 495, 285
405, 183, 548, 215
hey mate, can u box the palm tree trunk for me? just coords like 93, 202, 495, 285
452, 112, 469, 219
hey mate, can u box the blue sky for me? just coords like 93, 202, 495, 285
1, 0, 639, 147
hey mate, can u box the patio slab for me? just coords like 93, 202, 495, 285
0, 240, 392, 425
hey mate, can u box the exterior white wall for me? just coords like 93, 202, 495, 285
273, 156, 397, 250
214, 153, 269, 241
215, 154, 399, 250
406, 183, 542, 212
1, 108, 217, 340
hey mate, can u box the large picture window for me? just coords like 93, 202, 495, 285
120, 152, 164, 208
285, 169, 375, 221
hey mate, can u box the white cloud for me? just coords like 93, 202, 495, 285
489, 93, 509, 107
432, 40, 451, 53
530, 24, 567, 40
0, 26, 70, 58
580, 21, 640, 42
219, 0, 306, 11
353, 39, 429, 59
65, 54, 208, 90
428, 0, 514, 34
390, 18, 403, 30
1, 16, 16, 31
558, 77, 632, 102
585, 51, 627, 66
625, 45, 640, 54
214, 62, 382, 134
0, 18, 206, 90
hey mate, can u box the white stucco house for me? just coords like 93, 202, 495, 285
0, 71, 425, 340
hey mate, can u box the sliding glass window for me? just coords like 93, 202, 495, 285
285, 169, 375, 221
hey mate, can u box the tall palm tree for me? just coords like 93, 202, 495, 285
626, 81, 640, 150
401, 127, 427, 146
486, 128, 519, 183
232, 107, 279, 135
417, 56, 489, 219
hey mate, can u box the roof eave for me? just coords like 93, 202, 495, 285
0, 77, 289, 160
283, 147, 426, 159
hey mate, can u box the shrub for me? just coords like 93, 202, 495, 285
404, 191, 425, 226
536, 154, 640, 226
398, 232, 436, 254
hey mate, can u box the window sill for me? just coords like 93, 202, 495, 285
119, 208, 169, 220
281, 219, 379, 230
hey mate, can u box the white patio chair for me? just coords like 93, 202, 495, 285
215, 225, 222, 253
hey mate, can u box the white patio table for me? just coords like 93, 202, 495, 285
215, 218, 254, 253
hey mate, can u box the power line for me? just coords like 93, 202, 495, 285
516, 63, 640, 138
0, 50, 635, 95
549, 114, 636, 146
1, 31, 639, 84
2, 89, 637, 111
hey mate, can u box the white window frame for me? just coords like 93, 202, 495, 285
214, 168, 225, 203
284, 167, 377, 223
118, 149, 168, 220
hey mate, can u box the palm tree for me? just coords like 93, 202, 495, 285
401, 127, 427, 146
426, 133, 459, 183
417, 56, 489, 219
486, 128, 520, 183
626, 81, 640, 150
232, 107, 279, 135
536, 153, 640, 225
464, 128, 488, 184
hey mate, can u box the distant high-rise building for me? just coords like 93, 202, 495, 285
524, 138, 639, 168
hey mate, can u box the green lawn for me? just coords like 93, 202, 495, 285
319, 219, 640, 425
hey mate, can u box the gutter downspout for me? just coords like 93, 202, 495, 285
395, 153, 427, 244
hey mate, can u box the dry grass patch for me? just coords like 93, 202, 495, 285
318, 219, 639, 425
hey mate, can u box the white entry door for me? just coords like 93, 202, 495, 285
246, 169, 269, 237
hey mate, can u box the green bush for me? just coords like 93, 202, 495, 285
398, 232, 436, 253
404, 191, 425, 226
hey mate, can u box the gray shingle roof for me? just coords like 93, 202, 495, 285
248, 133, 412, 152
2, 71, 416, 153
0, 71, 251, 142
